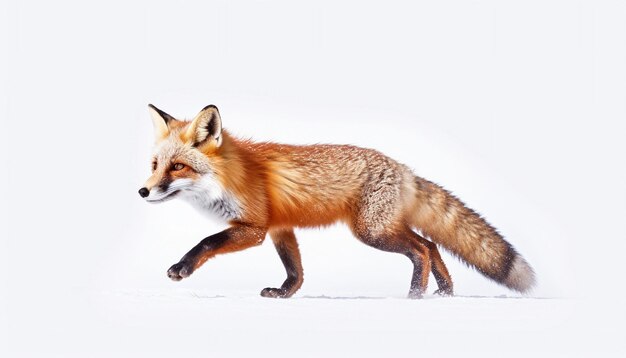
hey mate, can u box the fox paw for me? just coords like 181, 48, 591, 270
260, 287, 293, 298
408, 289, 425, 299
434, 287, 454, 296
167, 261, 194, 281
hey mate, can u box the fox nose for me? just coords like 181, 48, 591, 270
138, 187, 150, 198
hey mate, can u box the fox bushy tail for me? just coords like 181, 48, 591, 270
412, 176, 535, 292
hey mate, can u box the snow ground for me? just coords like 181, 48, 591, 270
3, 287, 622, 357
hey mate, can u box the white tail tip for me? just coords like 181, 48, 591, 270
504, 255, 536, 293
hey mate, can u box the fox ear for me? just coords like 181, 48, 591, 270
148, 104, 174, 140
186, 105, 222, 147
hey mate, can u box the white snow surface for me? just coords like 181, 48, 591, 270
3, 287, 619, 357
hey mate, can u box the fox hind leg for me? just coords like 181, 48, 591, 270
408, 231, 454, 296
352, 225, 431, 299
261, 228, 304, 298
351, 165, 431, 298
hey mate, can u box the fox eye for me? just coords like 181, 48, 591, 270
172, 163, 185, 171
152, 161, 157, 171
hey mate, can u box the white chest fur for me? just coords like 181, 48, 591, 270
182, 174, 242, 221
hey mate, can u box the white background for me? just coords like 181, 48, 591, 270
1, 0, 624, 356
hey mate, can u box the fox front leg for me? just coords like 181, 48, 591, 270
167, 225, 267, 281
261, 228, 304, 298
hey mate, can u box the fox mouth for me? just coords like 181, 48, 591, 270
143, 178, 194, 203
145, 189, 181, 203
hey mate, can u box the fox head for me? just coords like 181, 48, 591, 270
139, 104, 240, 218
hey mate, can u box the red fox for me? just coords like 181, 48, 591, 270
140, 104, 535, 298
